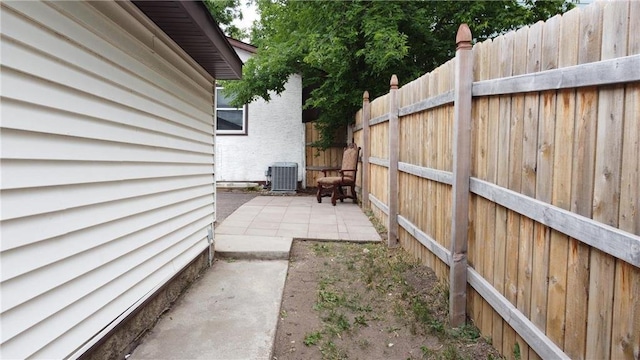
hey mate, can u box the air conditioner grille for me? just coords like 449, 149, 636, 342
270, 162, 297, 191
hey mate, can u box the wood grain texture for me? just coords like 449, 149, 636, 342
530, 17, 559, 350
546, 8, 579, 350
587, 3, 628, 359
470, 178, 640, 267
564, 5, 602, 357
361, 92, 371, 208
474, 38, 491, 336
467, 38, 486, 329
398, 90, 454, 117
508, 25, 530, 359
493, 30, 515, 353
472, 54, 640, 96
518, 21, 544, 360
467, 269, 571, 360
611, 3, 640, 356
449, 24, 473, 326
398, 162, 452, 185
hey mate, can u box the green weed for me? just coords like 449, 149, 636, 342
450, 323, 480, 341
320, 340, 347, 360
312, 243, 333, 255
354, 314, 368, 327
513, 342, 521, 360
303, 331, 322, 346
441, 344, 463, 360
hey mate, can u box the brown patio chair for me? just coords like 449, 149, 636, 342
316, 143, 361, 206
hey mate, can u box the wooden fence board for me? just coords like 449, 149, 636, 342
483, 34, 502, 346
426, 70, 438, 271
587, 3, 628, 359
564, 4, 602, 357
435, 63, 450, 280
517, 21, 543, 360
530, 18, 559, 353
610, 262, 640, 360
361, 92, 370, 207
434, 68, 445, 278
468, 41, 479, 324
507, 25, 530, 358
473, 38, 491, 334
467, 79, 480, 322
546, 8, 579, 349
413, 76, 424, 243
611, 3, 640, 352
494, 30, 515, 352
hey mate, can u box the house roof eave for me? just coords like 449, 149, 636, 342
133, 0, 243, 80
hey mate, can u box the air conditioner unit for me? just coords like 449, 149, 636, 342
270, 162, 298, 192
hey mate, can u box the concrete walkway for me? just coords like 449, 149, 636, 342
130, 195, 381, 360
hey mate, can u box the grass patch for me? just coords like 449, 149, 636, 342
312, 243, 333, 256
296, 241, 499, 359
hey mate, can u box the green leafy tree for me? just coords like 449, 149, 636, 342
204, 0, 247, 40
224, 0, 574, 148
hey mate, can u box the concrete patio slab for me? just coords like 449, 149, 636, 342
215, 196, 382, 242
129, 260, 288, 360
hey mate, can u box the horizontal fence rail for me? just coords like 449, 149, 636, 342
472, 53, 640, 96
470, 178, 640, 267
398, 90, 454, 117
398, 162, 453, 186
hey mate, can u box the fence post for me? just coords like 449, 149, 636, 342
361, 91, 371, 209
449, 24, 473, 327
388, 75, 399, 247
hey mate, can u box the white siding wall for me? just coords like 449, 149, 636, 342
216, 49, 304, 183
0, 2, 215, 359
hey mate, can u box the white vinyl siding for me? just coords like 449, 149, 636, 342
0, 2, 215, 359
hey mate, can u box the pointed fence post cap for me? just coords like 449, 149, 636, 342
363, 91, 369, 102
456, 24, 472, 50
390, 75, 398, 90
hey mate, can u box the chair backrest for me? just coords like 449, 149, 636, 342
341, 143, 360, 180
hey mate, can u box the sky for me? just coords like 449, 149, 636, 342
232, 1, 260, 33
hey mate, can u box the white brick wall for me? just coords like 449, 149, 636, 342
216, 49, 304, 184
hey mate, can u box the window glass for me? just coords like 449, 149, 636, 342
216, 86, 246, 134
217, 110, 243, 131
216, 89, 233, 108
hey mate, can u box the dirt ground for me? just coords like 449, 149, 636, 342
273, 240, 502, 360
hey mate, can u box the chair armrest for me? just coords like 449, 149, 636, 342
338, 169, 357, 181
320, 167, 341, 177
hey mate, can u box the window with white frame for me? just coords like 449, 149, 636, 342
215, 85, 246, 135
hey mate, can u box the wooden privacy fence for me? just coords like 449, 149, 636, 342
304, 122, 347, 188
352, 3, 639, 360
